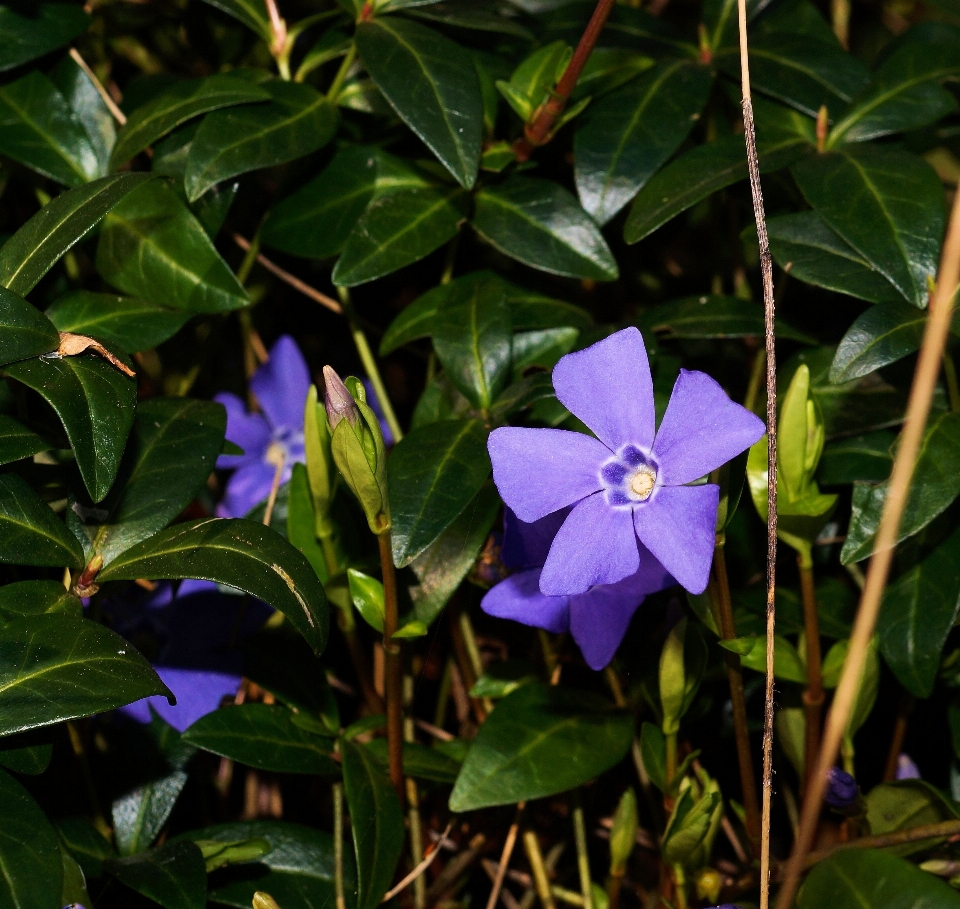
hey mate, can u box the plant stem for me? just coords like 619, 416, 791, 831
378, 531, 404, 802
486, 803, 526, 909
775, 114, 960, 909
572, 793, 593, 909
943, 351, 960, 412
333, 780, 347, 909
607, 874, 623, 909
744, 347, 766, 414
513, 0, 616, 159
67, 721, 110, 841
797, 547, 824, 797
68, 48, 126, 125
882, 694, 913, 782
404, 676, 426, 909
712, 544, 762, 849
523, 830, 558, 909
803, 819, 960, 868
830, 0, 850, 49
665, 732, 678, 787
326, 43, 357, 102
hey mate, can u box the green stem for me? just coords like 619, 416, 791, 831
67, 722, 110, 842
338, 288, 404, 443
236, 229, 262, 285
326, 43, 357, 102
943, 351, 960, 413
665, 732, 678, 787
404, 677, 426, 909
744, 347, 766, 415
333, 781, 346, 909
379, 531, 404, 802
672, 865, 689, 909
572, 793, 593, 909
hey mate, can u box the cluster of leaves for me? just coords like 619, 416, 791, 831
2, 0, 960, 907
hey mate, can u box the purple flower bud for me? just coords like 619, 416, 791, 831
825, 766, 859, 808
323, 366, 359, 430
896, 753, 921, 780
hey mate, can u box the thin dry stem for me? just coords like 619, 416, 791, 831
69, 48, 126, 124
486, 803, 526, 909
774, 140, 960, 909
382, 823, 453, 902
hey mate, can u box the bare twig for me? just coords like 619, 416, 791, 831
69, 48, 126, 125
802, 819, 960, 869
486, 804, 526, 909
774, 141, 960, 909
382, 823, 453, 902
262, 451, 286, 527
424, 833, 487, 904
735, 0, 778, 902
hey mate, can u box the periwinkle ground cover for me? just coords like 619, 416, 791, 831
1, 2, 960, 909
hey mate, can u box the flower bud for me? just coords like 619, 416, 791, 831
304, 385, 335, 539
897, 753, 921, 780
609, 788, 638, 876
323, 366, 360, 429
252, 893, 283, 909
825, 766, 859, 808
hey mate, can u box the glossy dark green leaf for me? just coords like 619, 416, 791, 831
797, 848, 960, 908
0, 614, 170, 736
262, 146, 380, 259
0, 173, 153, 298
842, 413, 960, 563
449, 683, 633, 810
46, 291, 190, 353
0, 415, 48, 467
96, 179, 249, 312
106, 841, 206, 909
185, 81, 338, 202
49, 55, 115, 179
407, 1, 536, 39
112, 75, 271, 168
639, 295, 814, 342
0, 71, 100, 186
389, 419, 490, 567
0, 4, 90, 72
767, 211, 903, 304
184, 820, 347, 909
72, 398, 226, 565
5, 352, 136, 503
878, 527, 960, 698
0, 733, 52, 776
183, 704, 337, 774
332, 185, 467, 287
365, 738, 461, 783
113, 771, 188, 856
199, 0, 271, 39
356, 17, 483, 189
432, 273, 511, 408
0, 768, 63, 909
0, 474, 84, 568
0, 580, 80, 623
59, 845, 91, 907
57, 817, 115, 881
0, 286, 60, 367
409, 483, 500, 626
791, 146, 945, 308
286, 463, 327, 583
342, 740, 404, 909
819, 431, 895, 485
98, 518, 328, 655
473, 176, 618, 281
574, 59, 712, 225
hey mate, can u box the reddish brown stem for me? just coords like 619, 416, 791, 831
513, 0, 616, 160
882, 695, 913, 782
378, 532, 404, 803
799, 556, 824, 797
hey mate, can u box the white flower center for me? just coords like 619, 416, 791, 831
629, 466, 656, 500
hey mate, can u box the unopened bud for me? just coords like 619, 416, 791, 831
609, 787, 638, 875
252, 893, 283, 909
323, 366, 359, 430
304, 385, 335, 538
825, 766, 858, 808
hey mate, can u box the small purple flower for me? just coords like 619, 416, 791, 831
896, 753, 921, 780
105, 580, 270, 732
482, 509, 673, 670
825, 766, 859, 808
488, 328, 765, 596
215, 335, 311, 518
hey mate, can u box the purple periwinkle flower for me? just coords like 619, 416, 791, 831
215, 335, 310, 518
825, 766, 859, 808
896, 753, 921, 780
482, 509, 673, 669
105, 580, 271, 732
323, 365, 360, 430
488, 328, 765, 596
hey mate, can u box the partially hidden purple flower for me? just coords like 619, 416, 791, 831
215, 335, 310, 518
825, 766, 859, 808
488, 328, 765, 596
482, 509, 673, 670
896, 753, 921, 780
105, 580, 271, 732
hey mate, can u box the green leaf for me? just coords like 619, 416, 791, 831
878, 527, 960, 698
819, 431, 895, 485
719, 635, 808, 683
57, 817, 115, 881
432, 272, 511, 408
262, 145, 380, 259
111, 75, 271, 168
574, 59, 712, 225
71, 398, 227, 565
449, 683, 633, 811
0, 286, 60, 367
365, 738, 461, 783
356, 17, 483, 189
347, 568, 385, 634
342, 740, 405, 909
0, 70, 100, 186
332, 185, 467, 287
199, 0, 271, 38
5, 352, 137, 503
46, 291, 190, 353
842, 413, 960, 563
50, 53, 116, 177
473, 175, 618, 281
0, 415, 48, 467
0, 474, 84, 568
388, 419, 490, 567
113, 771, 189, 856
407, 1, 536, 40
639, 294, 814, 342
286, 462, 328, 583
98, 518, 329, 655
0, 768, 63, 909
864, 780, 959, 854
639, 722, 666, 791
0, 4, 90, 72
0, 731, 53, 775
767, 211, 902, 304
96, 179, 249, 312
0, 614, 170, 736
106, 841, 206, 909
183, 704, 337, 774
185, 81, 338, 202
791, 146, 945, 308
0, 173, 153, 297
183, 820, 348, 909
797, 848, 960, 908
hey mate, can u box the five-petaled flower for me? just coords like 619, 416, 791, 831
488, 328, 764, 597
482, 508, 673, 669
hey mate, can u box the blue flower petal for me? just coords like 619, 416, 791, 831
217, 459, 278, 518
215, 392, 270, 469
501, 507, 569, 570
251, 335, 311, 433
120, 667, 241, 733
481, 569, 570, 634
